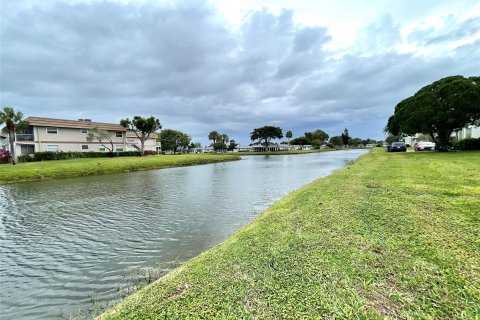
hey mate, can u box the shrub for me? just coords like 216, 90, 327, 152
20, 150, 159, 162
452, 138, 480, 150
17, 154, 35, 162
0, 149, 11, 164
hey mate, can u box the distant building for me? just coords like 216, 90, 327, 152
3, 116, 159, 159
453, 124, 480, 139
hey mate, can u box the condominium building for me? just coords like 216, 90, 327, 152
1, 117, 160, 158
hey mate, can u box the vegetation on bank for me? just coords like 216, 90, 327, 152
0, 154, 240, 184
99, 149, 480, 319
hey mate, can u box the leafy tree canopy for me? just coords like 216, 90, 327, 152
385, 75, 480, 150
159, 129, 191, 154
208, 131, 220, 145
250, 126, 283, 150
120, 116, 162, 155
291, 129, 329, 147
329, 136, 343, 146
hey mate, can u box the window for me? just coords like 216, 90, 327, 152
81, 145, 89, 150
116, 145, 124, 152
116, 131, 123, 138
46, 127, 58, 134
99, 147, 106, 152
47, 145, 59, 152
21, 145, 35, 155
81, 128, 88, 134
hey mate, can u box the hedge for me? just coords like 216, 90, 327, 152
452, 138, 480, 151
17, 150, 158, 162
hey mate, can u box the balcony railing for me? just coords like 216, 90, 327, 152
16, 134, 35, 141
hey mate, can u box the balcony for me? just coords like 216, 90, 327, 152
16, 134, 35, 142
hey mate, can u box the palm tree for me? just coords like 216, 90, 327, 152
0, 107, 26, 165
220, 133, 229, 152
208, 131, 220, 146
286, 130, 293, 149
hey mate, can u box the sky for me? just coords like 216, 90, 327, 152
1, 0, 479, 145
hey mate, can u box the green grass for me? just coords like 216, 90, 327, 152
238, 148, 337, 155
0, 154, 240, 184
99, 149, 480, 319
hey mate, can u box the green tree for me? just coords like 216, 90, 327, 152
159, 129, 191, 154
228, 139, 238, 151
120, 116, 162, 156
208, 131, 220, 146
385, 75, 480, 151
250, 126, 283, 151
220, 133, 229, 152
86, 127, 115, 156
0, 107, 26, 165
190, 142, 202, 149
341, 128, 350, 147
286, 130, 293, 146
290, 136, 310, 145
329, 136, 343, 146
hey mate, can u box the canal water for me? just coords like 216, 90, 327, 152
0, 150, 367, 319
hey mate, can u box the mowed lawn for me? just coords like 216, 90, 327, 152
0, 154, 240, 184
99, 149, 480, 319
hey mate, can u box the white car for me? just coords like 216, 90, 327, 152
414, 141, 436, 151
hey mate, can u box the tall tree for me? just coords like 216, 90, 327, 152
341, 128, 350, 147
208, 131, 220, 146
0, 107, 26, 165
120, 116, 162, 156
385, 75, 480, 151
286, 130, 293, 147
250, 126, 283, 151
86, 127, 115, 156
228, 139, 238, 151
220, 133, 229, 152
159, 129, 191, 154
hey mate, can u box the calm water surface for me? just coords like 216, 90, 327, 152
0, 150, 367, 319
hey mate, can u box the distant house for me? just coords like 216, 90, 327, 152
236, 145, 253, 152
453, 125, 480, 139
4, 116, 159, 159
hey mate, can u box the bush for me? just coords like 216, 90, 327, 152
17, 150, 159, 162
452, 138, 480, 150
17, 154, 35, 162
0, 149, 11, 164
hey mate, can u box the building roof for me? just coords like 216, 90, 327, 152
126, 131, 159, 139
25, 117, 126, 131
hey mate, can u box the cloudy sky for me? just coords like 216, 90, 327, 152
1, 0, 479, 145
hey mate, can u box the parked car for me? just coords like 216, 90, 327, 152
389, 142, 407, 152
414, 141, 436, 152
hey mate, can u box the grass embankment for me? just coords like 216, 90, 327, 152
238, 148, 336, 155
99, 150, 480, 319
0, 154, 240, 184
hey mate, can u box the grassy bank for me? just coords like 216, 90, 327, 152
238, 148, 337, 155
0, 154, 240, 184
99, 149, 480, 319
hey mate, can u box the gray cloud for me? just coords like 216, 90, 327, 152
408, 15, 480, 45
1, 1, 479, 144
